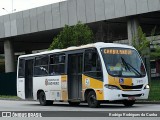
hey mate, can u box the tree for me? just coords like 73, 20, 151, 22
132, 26, 150, 57
150, 27, 160, 59
49, 22, 94, 50
132, 26, 160, 81
150, 46, 160, 59
132, 26, 160, 59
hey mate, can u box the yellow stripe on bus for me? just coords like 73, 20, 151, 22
61, 75, 68, 101
108, 74, 132, 90
82, 74, 104, 100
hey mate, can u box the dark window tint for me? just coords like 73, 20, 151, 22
34, 66, 48, 76
84, 49, 102, 79
34, 56, 49, 76
49, 54, 65, 75
35, 56, 48, 66
18, 59, 25, 78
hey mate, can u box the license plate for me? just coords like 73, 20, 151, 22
128, 97, 135, 100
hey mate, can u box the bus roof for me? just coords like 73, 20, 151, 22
18, 42, 135, 58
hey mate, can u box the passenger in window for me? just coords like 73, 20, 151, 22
51, 71, 56, 75
50, 66, 56, 75
115, 59, 126, 71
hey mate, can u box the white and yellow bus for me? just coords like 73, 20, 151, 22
17, 42, 149, 108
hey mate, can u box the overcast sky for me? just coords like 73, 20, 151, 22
0, 0, 66, 15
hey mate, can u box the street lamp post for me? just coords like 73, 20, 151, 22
12, 0, 13, 12
2, 0, 16, 14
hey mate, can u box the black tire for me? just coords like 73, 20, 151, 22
68, 101, 80, 106
123, 100, 135, 107
39, 91, 53, 106
87, 91, 100, 108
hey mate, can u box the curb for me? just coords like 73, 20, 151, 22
136, 101, 160, 104
0, 97, 33, 101
0, 98, 24, 101
0, 98, 160, 104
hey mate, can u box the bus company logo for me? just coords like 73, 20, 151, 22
45, 79, 48, 86
119, 78, 124, 84
45, 79, 59, 86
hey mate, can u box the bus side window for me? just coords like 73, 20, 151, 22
84, 49, 102, 79
49, 54, 65, 75
18, 59, 25, 78
34, 56, 49, 76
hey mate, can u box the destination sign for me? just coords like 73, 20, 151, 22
103, 49, 132, 55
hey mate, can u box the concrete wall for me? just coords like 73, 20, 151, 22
0, 0, 160, 39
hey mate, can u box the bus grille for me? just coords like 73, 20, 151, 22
122, 94, 142, 97
120, 85, 143, 89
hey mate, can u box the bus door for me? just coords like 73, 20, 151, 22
25, 59, 34, 99
68, 53, 83, 100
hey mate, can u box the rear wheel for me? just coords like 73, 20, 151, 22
123, 100, 135, 107
39, 91, 53, 106
68, 101, 80, 106
87, 91, 100, 108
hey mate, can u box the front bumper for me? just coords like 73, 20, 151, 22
104, 89, 149, 101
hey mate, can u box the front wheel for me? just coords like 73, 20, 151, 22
39, 91, 53, 106
87, 91, 100, 108
123, 100, 135, 107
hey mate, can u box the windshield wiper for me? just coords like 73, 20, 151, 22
126, 63, 143, 77
121, 57, 131, 71
121, 57, 142, 77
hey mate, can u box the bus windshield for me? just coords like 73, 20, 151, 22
101, 47, 146, 77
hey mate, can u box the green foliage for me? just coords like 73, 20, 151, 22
0, 95, 20, 100
132, 26, 150, 57
148, 80, 160, 101
49, 22, 94, 50
132, 26, 160, 59
150, 45, 160, 59
150, 27, 160, 59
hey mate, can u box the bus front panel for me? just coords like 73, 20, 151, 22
100, 47, 150, 101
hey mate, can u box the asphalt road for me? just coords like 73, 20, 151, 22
0, 100, 159, 120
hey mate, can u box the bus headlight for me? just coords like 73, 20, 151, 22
144, 84, 150, 89
104, 84, 120, 90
